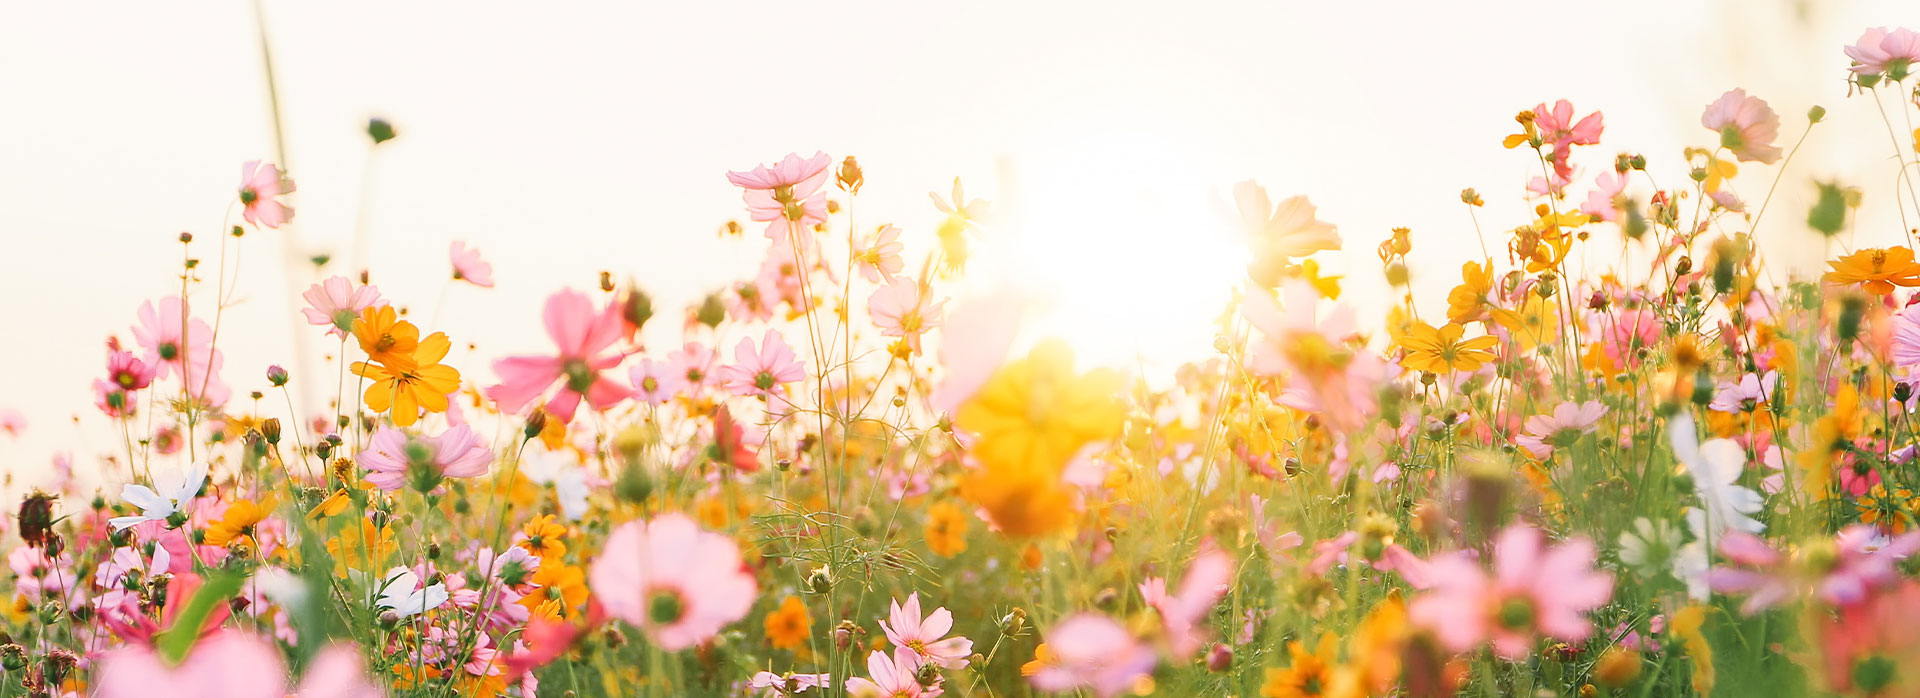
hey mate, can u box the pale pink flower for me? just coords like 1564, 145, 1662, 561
450, 241, 495, 288
855, 225, 906, 283
868, 280, 947, 354
588, 513, 756, 650
1137, 548, 1232, 659
0, 409, 21, 437
1410, 525, 1613, 658
629, 357, 687, 406
880, 593, 974, 670
845, 649, 927, 698
716, 330, 805, 400
750, 671, 832, 696
728, 151, 832, 238
1029, 614, 1157, 698
669, 342, 717, 395
96, 633, 379, 698
1533, 99, 1604, 180
1845, 27, 1920, 79
1514, 400, 1608, 458
1709, 526, 1920, 615
1709, 371, 1778, 413
1581, 171, 1626, 223
1243, 281, 1380, 431
300, 276, 385, 338
239, 160, 295, 229
1894, 307, 1920, 368
728, 274, 780, 323
1702, 89, 1782, 164
357, 424, 493, 491
487, 288, 633, 422
130, 296, 230, 407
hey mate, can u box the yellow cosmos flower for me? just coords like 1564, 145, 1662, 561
956, 339, 1124, 472
519, 514, 570, 559
1262, 633, 1357, 698
925, 500, 970, 557
763, 595, 812, 651
1824, 246, 1920, 294
1446, 260, 1494, 323
352, 331, 461, 427
204, 497, 275, 549
1489, 295, 1557, 352
327, 518, 397, 577
1398, 322, 1499, 374
351, 305, 419, 369
518, 562, 589, 620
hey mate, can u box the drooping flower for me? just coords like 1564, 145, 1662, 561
1701, 89, 1782, 164
716, 329, 805, 400
1410, 525, 1613, 658
1846, 27, 1920, 80
845, 649, 928, 698
239, 160, 295, 228
450, 241, 495, 288
879, 593, 974, 670
357, 424, 493, 492
1138, 548, 1233, 659
727, 151, 833, 238
750, 671, 832, 697
301, 276, 385, 339
868, 279, 947, 354
352, 330, 462, 427
1027, 614, 1157, 698
487, 289, 634, 423
588, 513, 757, 650
108, 461, 207, 531
378, 566, 451, 618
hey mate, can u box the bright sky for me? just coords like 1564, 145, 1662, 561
1, 0, 1915, 483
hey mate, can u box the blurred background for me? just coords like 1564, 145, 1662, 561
1, 0, 1914, 483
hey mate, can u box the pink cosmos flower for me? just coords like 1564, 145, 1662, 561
845, 649, 927, 698
1410, 525, 1613, 658
1708, 526, 1920, 615
728, 274, 780, 323
1243, 281, 1381, 432
716, 330, 805, 400
0, 409, 21, 437
1533, 99, 1604, 179
487, 288, 634, 423
1845, 27, 1920, 79
238, 161, 295, 229
1514, 400, 1608, 459
868, 280, 947, 354
880, 593, 974, 670
855, 225, 906, 283
629, 357, 687, 406
357, 424, 493, 491
1709, 371, 1778, 413
588, 512, 756, 650
106, 347, 157, 392
669, 342, 717, 395
727, 151, 832, 238
750, 671, 832, 697
95, 632, 379, 698
1702, 89, 1782, 164
300, 276, 385, 339
1138, 548, 1232, 659
1304, 530, 1432, 589
1028, 614, 1158, 698
1581, 171, 1626, 223
131, 296, 229, 407
1893, 307, 1920, 369
450, 241, 495, 288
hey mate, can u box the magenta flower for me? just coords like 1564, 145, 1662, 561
1514, 400, 1608, 459
727, 151, 832, 238
1410, 525, 1613, 658
879, 593, 974, 670
106, 347, 157, 393
1028, 613, 1157, 698
357, 424, 493, 492
1137, 548, 1232, 659
845, 649, 927, 698
868, 280, 947, 354
1845, 27, 1920, 79
450, 241, 495, 288
1708, 526, 1920, 615
629, 357, 686, 406
238, 160, 295, 229
588, 513, 756, 650
300, 275, 385, 339
487, 288, 633, 423
1702, 89, 1782, 164
716, 330, 805, 400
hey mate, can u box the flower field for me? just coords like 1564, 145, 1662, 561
9, 23, 1920, 698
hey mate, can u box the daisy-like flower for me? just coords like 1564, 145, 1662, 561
1845, 27, 1920, 80
867, 280, 947, 354
301, 276, 385, 339
879, 593, 973, 670
239, 160, 295, 228
106, 346, 157, 393
1138, 548, 1233, 659
728, 151, 833, 238
108, 461, 207, 531
358, 424, 492, 493
1669, 412, 1765, 542
628, 357, 686, 406
588, 513, 757, 650
1709, 526, 1920, 614
1027, 613, 1157, 698
377, 566, 450, 618
1581, 171, 1627, 223
487, 288, 634, 423
1826, 247, 1920, 294
1617, 517, 1686, 578
854, 224, 905, 283
1532, 99, 1605, 180
1397, 321, 1499, 375
131, 296, 230, 406
351, 330, 462, 427
1702, 89, 1782, 164
450, 241, 495, 288
1233, 181, 1341, 287
749, 671, 832, 697
1709, 371, 1778, 413
669, 342, 716, 395
1514, 400, 1608, 459
845, 649, 927, 698
1410, 525, 1613, 658
716, 329, 805, 400
931, 177, 989, 275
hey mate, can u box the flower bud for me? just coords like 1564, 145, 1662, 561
0, 644, 25, 671
367, 118, 398, 144
261, 418, 282, 445
266, 365, 290, 387
622, 285, 654, 333
1206, 643, 1233, 672
17, 491, 57, 549
837, 156, 864, 194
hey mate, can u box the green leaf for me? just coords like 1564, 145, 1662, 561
154, 569, 248, 664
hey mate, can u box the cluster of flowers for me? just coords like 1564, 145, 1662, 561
4, 24, 1920, 698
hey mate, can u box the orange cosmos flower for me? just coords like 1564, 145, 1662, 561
1824, 246, 1920, 294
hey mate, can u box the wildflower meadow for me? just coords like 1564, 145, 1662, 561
11, 18, 1920, 698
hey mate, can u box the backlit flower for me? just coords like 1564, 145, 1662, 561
487, 288, 634, 423
1701, 89, 1781, 164
1410, 525, 1613, 658
301, 276, 384, 339
239, 160, 295, 228
357, 424, 492, 492
728, 151, 832, 238
716, 329, 805, 400
1846, 27, 1920, 80
450, 241, 495, 288
1397, 321, 1499, 374
1826, 247, 1920, 294
352, 330, 462, 427
880, 593, 973, 670
588, 513, 756, 650
868, 279, 946, 354
1027, 613, 1156, 698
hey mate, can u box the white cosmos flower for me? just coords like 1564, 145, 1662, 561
520, 442, 592, 521
376, 567, 448, 618
1668, 412, 1765, 542
108, 461, 208, 531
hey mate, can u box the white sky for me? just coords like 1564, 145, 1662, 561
1, 0, 1916, 484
